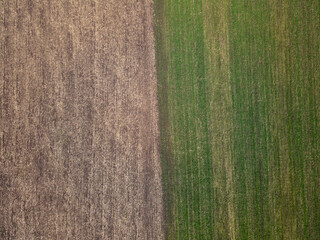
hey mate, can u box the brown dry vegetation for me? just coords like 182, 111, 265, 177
0, 0, 163, 239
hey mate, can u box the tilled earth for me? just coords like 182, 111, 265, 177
0, 0, 163, 239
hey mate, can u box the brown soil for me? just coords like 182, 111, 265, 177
0, 0, 163, 239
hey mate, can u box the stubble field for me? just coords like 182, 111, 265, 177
1, 1, 163, 239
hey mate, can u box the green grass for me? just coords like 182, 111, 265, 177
155, 0, 320, 239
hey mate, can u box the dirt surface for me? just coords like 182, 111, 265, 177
0, 0, 163, 239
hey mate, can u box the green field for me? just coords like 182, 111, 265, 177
155, 0, 320, 239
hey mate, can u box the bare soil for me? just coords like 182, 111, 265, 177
0, 0, 163, 239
